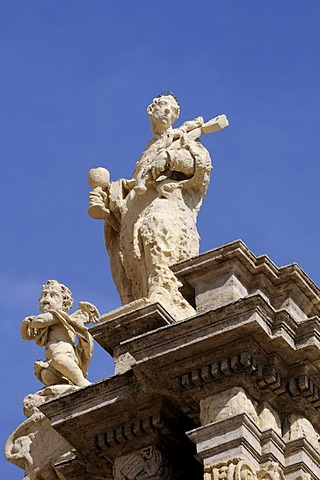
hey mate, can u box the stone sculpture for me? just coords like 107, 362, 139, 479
88, 93, 229, 320
113, 445, 174, 480
21, 280, 99, 387
4, 386, 75, 480
257, 462, 286, 480
205, 458, 258, 480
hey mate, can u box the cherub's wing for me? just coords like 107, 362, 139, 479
77, 301, 100, 324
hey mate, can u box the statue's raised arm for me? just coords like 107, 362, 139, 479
88, 93, 229, 320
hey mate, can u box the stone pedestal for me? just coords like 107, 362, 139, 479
30, 242, 320, 479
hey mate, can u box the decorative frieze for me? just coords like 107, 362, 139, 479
173, 351, 320, 417
204, 458, 258, 480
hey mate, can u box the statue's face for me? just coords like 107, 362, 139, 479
39, 286, 64, 312
149, 96, 179, 129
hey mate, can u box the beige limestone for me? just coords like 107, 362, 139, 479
187, 414, 262, 472
29, 244, 320, 479
4, 386, 76, 480
200, 387, 259, 426
204, 458, 258, 480
284, 414, 320, 451
21, 280, 99, 388
88, 166, 111, 219
258, 403, 282, 436
88, 93, 228, 320
258, 462, 286, 479
172, 240, 320, 321
90, 301, 176, 374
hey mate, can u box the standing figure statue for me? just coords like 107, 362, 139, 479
88, 93, 228, 320
21, 280, 99, 388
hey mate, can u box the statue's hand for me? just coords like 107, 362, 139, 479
21, 316, 36, 339
89, 188, 108, 207
88, 188, 110, 220
150, 152, 168, 180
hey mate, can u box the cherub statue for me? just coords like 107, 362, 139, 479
21, 280, 99, 388
88, 93, 228, 320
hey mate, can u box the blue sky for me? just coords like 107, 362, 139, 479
1, 2, 320, 477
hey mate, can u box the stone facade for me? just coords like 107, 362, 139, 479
30, 240, 320, 479
5, 95, 320, 479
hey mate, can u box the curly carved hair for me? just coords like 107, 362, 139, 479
41, 280, 74, 312
147, 93, 180, 121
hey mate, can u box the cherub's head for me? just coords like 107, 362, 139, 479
39, 280, 73, 313
147, 93, 180, 131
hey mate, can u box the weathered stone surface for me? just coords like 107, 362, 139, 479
40, 379, 201, 480
90, 302, 175, 374
4, 386, 77, 480
283, 414, 320, 451
199, 387, 259, 426
172, 240, 320, 321
20, 280, 99, 388
187, 413, 262, 471
7, 243, 320, 480
113, 445, 178, 480
6, 281, 100, 479
88, 94, 229, 320
203, 458, 258, 480
258, 403, 282, 436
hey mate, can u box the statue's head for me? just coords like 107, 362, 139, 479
147, 93, 180, 130
39, 280, 73, 313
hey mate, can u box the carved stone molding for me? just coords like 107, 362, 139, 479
204, 458, 258, 480
95, 412, 168, 451
172, 350, 320, 417
258, 462, 285, 479
204, 459, 287, 480
172, 240, 320, 320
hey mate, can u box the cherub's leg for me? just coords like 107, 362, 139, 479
41, 368, 64, 387
34, 361, 64, 387
51, 353, 90, 387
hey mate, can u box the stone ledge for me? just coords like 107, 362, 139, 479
171, 240, 320, 320
186, 413, 262, 470
90, 302, 175, 357
122, 295, 320, 367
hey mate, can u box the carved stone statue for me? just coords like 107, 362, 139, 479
4, 386, 76, 480
21, 280, 99, 387
88, 93, 228, 319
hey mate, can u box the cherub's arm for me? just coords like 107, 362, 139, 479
28, 313, 56, 328
20, 313, 55, 340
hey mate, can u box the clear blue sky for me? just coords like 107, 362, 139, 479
1, 2, 320, 477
